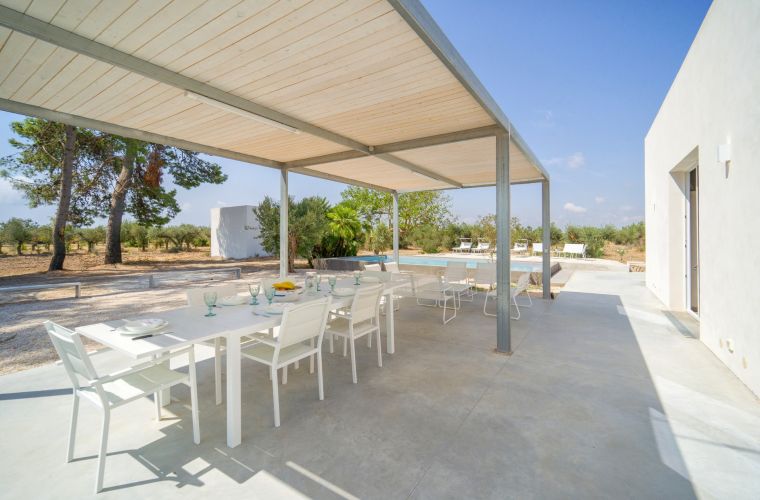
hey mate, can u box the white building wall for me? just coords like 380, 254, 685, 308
210, 205, 267, 259
645, 0, 760, 395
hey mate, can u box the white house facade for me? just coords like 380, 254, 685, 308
645, 0, 760, 395
210, 205, 267, 260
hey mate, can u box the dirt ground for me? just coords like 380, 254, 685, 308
601, 242, 645, 263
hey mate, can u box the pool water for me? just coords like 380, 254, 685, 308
339, 255, 539, 271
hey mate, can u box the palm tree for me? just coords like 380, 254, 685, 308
326, 205, 362, 256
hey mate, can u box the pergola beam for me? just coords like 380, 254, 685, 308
288, 167, 396, 193
372, 125, 499, 154
376, 153, 463, 188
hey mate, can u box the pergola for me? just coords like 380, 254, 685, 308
0, 0, 551, 353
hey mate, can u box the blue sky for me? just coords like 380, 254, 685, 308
0, 0, 711, 228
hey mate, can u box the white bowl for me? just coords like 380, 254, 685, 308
220, 295, 246, 306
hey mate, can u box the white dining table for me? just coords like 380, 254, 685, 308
75, 278, 406, 448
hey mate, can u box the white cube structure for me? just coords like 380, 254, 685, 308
645, 0, 760, 396
210, 206, 267, 259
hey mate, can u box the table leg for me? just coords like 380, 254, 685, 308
386, 292, 395, 354
226, 334, 242, 448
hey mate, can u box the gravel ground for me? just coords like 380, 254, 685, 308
0, 267, 299, 375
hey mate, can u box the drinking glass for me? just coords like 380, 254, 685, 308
203, 291, 218, 317
328, 275, 337, 292
316, 274, 322, 292
353, 271, 361, 286
305, 275, 314, 295
264, 285, 276, 305
248, 283, 260, 305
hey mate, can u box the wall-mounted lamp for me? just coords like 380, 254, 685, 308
717, 143, 732, 165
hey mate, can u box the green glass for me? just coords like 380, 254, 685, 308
316, 274, 322, 291
203, 291, 217, 317
328, 275, 337, 292
248, 283, 260, 305
264, 286, 275, 305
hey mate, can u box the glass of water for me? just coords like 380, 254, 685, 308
316, 274, 322, 292
248, 283, 260, 305
328, 275, 337, 292
264, 285, 275, 305
203, 291, 217, 317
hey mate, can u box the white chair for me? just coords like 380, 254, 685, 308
443, 261, 473, 307
473, 262, 497, 292
363, 263, 382, 271
483, 272, 533, 319
45, 321, 199, 493
533, 242, 544, 255
473, 239, 491, 253
512, 240, 529, 255
241, 297, 332, 427
452, 239, 472, 253
326, 284, 384, 383
186, 285, 237, 405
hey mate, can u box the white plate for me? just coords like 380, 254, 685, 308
118, 319, 167, 335
220, 295, 246, 306
331, 287, 355, 297
265, 303, 291, 314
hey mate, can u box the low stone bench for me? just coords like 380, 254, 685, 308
628, 261, 646, 272
0, 282, 81, 299
146, 267, 242, 288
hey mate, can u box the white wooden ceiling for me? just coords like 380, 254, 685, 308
0, 0, 548, 192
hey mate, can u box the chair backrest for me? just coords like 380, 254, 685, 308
563, 243, 585, 255
533, 243, 543, 253
384, 261, 399, 273
514, 240, 528, 250
186, 284, 238, 306
350, 283, 384, 324
473, 262, 496, 289
363, 270, 391, 282
363, 263, 382, 271
44, 321, 99, 390
477, 240, 490, 250
278, 297, 332, 348
512, 273, 531, 296
444, 261, 468, 283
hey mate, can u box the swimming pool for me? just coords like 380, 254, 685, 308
338, 254, 540, 271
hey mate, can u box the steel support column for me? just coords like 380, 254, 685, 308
495, 130, 511, 353
392, 192, 400, 263
542, 180, 552, 299
280, 170, 288, 279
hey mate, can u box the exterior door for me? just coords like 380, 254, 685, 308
688, 167, 699, 315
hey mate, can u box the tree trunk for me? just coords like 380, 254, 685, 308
49, 125, 76, 271
16, 241, 22, 255
288, 234, 297, 273
104, 143, 135, 264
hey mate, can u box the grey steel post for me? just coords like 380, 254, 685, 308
495, 130, 511, 353
542, 180, 551, 298
280, 169, 288, 279
392, 192, 400, 263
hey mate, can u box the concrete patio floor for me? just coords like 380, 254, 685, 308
1, 271, 758, 499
